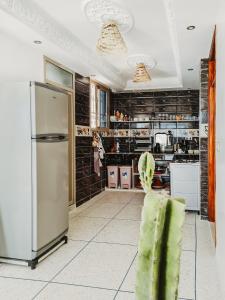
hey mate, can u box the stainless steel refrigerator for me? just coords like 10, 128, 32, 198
0, 82, 69, 269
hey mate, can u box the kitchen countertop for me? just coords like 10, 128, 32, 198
170, 162, 200, 165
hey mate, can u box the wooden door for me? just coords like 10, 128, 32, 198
208, 60, 216, 222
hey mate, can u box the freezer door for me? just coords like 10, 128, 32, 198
32, 138, 69, 252
31, 83, 69, 136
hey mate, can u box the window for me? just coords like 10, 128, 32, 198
90, 81, 109, 129
90, 83, 97, 129
44, 56, 74, 92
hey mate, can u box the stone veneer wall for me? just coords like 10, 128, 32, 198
200, 59, 209, 219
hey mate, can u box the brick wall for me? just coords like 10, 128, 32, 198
75, 74, 105, 207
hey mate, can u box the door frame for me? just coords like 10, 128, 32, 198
208, 28, 216, 222
43, 56, 75, 206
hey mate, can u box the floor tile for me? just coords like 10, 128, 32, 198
68, 216, 109, 241
115, 204, 142, 221
178, 251, 195, 300
97, 196, 131, 205
98, 192, 135, 204
120, 257, 137, 292
196, 220, 222, 300
0, 240, 86, 281
54, 242, 137, 290
36, 283, 116, 300
79, 202, 126, 218
0, 277, 45, 300
196, 218, 214, 251
129, 193, 145, 206
182, 224, 196, 251
185, 212, 196, 225
94, 219, 140, 245
115, 291, 135, 300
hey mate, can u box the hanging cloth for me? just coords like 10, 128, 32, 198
92, 132, 105, 176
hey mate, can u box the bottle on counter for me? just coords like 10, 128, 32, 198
116, 141, 120, 153
115, 110, 120, 121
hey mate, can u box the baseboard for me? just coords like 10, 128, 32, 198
210, 221, 216, 246
69, 191, 106, 219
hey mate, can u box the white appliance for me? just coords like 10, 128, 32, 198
170, 162, 200, 211
0, 82, 69, 269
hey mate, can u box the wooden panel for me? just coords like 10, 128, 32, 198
208, 60, 216, 222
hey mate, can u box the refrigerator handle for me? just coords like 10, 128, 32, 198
33, 134, 68, 143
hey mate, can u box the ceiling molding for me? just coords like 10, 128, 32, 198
83, 0, 134, 33
125, 77, 183, 91
127, 54, 157, 69
163, 0, 183, 87
0, 0, 126, 89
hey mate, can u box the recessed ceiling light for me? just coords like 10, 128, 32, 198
187, 68, 194, 71
33, 40, 42, 44
187, 25, 196, 30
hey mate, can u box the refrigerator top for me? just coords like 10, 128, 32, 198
30, 83, 69, 136
31, 82, 70, 95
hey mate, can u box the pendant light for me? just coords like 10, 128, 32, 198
133, 63, 151, 82
83, 0, 133, 55
96, 20, 127, 54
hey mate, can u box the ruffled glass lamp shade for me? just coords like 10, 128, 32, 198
133, 63, 151, 82
96, 21, 127, 54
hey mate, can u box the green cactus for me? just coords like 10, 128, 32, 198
138, 152, 155, 193
136, 192, 168, 300
135, 152, 186, 300
158, 198, 186, 300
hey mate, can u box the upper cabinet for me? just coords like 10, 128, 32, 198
90, 81, 110, 129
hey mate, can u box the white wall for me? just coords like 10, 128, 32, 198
0, 30, 44, 83
216, 22, 225, 300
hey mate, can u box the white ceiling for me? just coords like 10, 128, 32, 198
0, 0, 223, 91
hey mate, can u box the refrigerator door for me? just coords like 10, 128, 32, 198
31, 82, 69, 136
32, 136, 69, 252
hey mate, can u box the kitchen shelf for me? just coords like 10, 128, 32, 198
110, 120, 199, 123
105, 152, 199, 156
105, 152, 135, 155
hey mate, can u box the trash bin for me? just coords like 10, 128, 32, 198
107, 166, 119, 188
119, 166, 132, 189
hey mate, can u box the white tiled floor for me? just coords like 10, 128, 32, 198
0, 191, 222, 300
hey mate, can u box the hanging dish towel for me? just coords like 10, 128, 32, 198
98, 133, 105, 159
93, 133, 105, 176
94, 147, 102, 176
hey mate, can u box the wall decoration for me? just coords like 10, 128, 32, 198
200, 123, 208, 138
75, 125, 92, 136
131, 129, 151, 137
95, 129, 114, 137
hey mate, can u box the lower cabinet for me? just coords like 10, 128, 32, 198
170, 163, 200, 211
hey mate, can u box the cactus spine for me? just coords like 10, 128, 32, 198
135, 152, 186, 300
